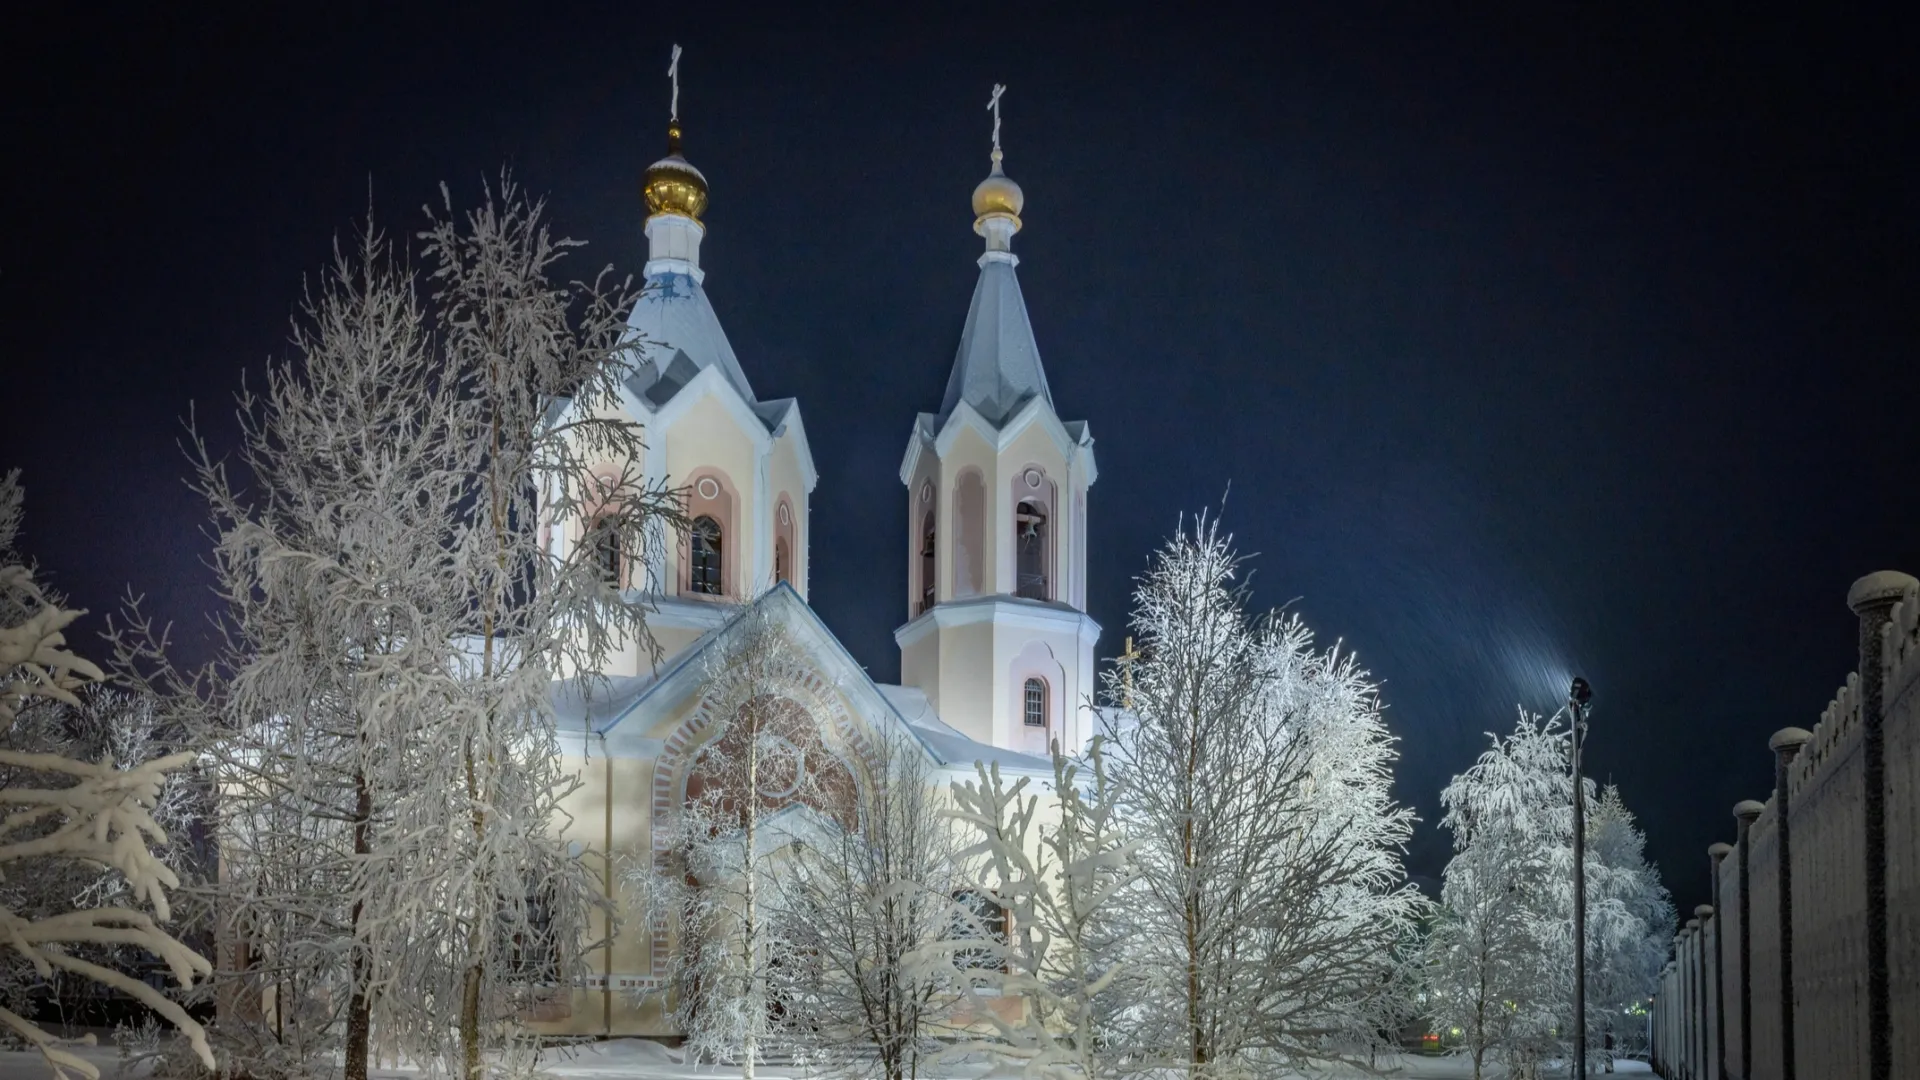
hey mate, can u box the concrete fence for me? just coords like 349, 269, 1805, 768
1651, 570, 1920, 1080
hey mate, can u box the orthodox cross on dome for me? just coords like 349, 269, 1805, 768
667, 44, 683, 122
987, 83, 1006, 158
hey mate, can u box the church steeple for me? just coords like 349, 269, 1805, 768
894, 86, 1102, 756
587, 44, 817, 638
940, 85, 1053, 427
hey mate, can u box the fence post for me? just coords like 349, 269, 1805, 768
1770, 727, 1812, 1080
1710, 843, 1732, 1080
1734, 798, 1764, 1079
1846, 570, 1916, 1080
1696, 905, 1715, 1080
1686, 920, 1702, 1079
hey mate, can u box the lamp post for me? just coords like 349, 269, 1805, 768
1569, 676, 1592, 1080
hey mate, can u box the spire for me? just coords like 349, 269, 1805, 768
625, 45, 755, 403
643, 44, 709, 275
942, 84, 1050, 427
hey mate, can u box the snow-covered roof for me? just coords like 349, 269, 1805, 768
623, 268, 757, 407
938, 256, 1053, 428
548, 584, 1051, 775
873, 683, 1053, 774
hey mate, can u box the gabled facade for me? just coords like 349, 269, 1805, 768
546, 121, 819, 670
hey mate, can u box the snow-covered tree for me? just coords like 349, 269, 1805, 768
770, 730, 965, 1080
1099, 514, 1424, 1076
114, 182, 681, 1080
639, 605, 856, 1078
3, 686, 211, 1014
1425, 710, 1576, 1080
1582, 785, 1673, 1069
1426, 713, 1673, 1079
925, 739, 1141, 1080
0, 472, 214, 1080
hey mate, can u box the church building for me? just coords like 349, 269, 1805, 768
539, 89, 1103, 1036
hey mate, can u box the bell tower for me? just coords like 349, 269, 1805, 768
895, 86, 1101, 756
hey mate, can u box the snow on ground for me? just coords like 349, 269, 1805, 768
0, 1039, 1655, 1080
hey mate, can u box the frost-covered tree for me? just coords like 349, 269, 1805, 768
1100, 514, 1424, 1076
639, 605, 855, 1078
1425, 710, 1576, 1080
419, 177, 685, 1080
925, 739, 1141, 1080
3, 686, 211, 1017
0, 472, 214, 1080
770, 730, 964, 1080
115, 182, 680, 1080
1582, 785, 1673, 1068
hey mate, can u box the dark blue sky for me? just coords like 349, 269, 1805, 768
2, 4, 1914, 906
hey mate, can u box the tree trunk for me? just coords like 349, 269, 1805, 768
743, 724, 759, 1080
458, 360, 509, 1080
460, 708, 488, 1080
1182, 701, 1206, 1074
461, 960, 484, 1080
345, 764, 374, 1080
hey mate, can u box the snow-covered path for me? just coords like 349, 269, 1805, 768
0, 1040, 1655, 1080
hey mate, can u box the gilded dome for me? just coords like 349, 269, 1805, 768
643, 123, 709, 221
970, 150, 1024, 219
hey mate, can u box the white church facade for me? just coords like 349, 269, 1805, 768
534, 101, 1104, 1036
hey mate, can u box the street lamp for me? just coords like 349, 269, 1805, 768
1569, 676, 1592, 1080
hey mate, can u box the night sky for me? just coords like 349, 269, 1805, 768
4, 5, 1914, 911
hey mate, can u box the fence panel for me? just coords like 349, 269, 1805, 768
1889, 598, 1920, 1080
1748, 805, 1783, 1080
1720, 849, 1743, 1079
1789, 687, 1870, 1080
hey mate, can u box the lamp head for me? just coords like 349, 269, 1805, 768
1569, 676, 1593, 707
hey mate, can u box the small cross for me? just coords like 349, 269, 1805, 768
668, 44, 683, 122
987, 83, 1006, 154
1119, 634, 1141, 708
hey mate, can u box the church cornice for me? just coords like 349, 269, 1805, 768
892, 594, 1102, 651
896, 397, 1098, 487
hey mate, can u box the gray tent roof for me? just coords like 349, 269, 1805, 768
938, 257, 1053, 428
623, 267, 757, 406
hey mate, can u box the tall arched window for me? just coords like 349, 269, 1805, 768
774, 498, 796, 588
690, 515, 723, 596
919, 511, 937, 615
1023, 677, 1048, 728
594, 523, 622, 588
1016, 500, 1049, 600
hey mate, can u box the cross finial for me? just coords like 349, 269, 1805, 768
668, 44, 683, 123
1119, 634, 1141, 709
987, 83, 1006, 157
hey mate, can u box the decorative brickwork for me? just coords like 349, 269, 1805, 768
638, 653, 883, 986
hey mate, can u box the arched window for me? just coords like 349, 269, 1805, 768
690, 515, 723, 596
594, 523, 622, 588
774, 498, 796, 588
953, 469, 985, 598
1016, 500, 1049, 600
919, 511, 937, 615
1023, 677, 1048, 728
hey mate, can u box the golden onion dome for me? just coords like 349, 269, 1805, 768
643, 123, 709, 221
971, 148, 1024, 220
